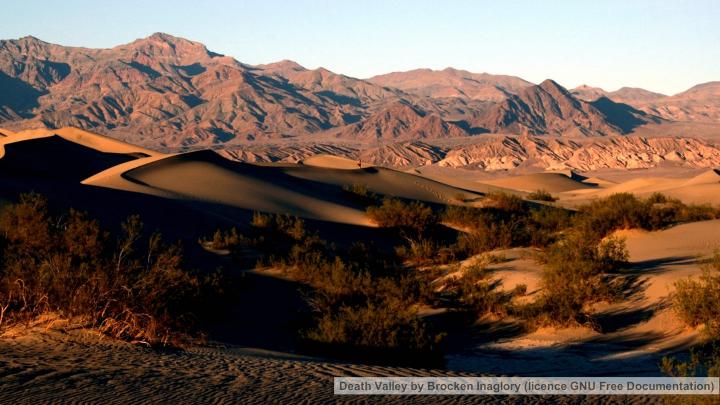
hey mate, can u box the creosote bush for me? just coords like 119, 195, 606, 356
0, 193, 228, 346
214, 211, 441, 362
367, 198, 436, 237
576, 192, 720, 241
526, 189, 557, 202
672, 250, 720, 347
444, 263, 510, 316
526, 233, 629, 327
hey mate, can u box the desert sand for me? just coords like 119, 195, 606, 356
0, 129, 717, 402
480, 172, 597, 193
301, 154, 372, 169
447, 220, 720, 375
435, 166, 720, 207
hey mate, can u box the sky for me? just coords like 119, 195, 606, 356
2, 0, 718, 95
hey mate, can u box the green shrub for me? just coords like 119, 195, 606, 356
672, 251, 720, 339
662, 252, 720, 391
342, 183, 378, 206
527, 189, 557, 202
483, 191, 525, 213
527, 233, 628, 327
445, 264, 509, 316
367, 198, 437, 237
575, 193, 720, 241
528, 207, 573, 247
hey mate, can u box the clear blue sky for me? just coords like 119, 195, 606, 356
2, 0, 718, 95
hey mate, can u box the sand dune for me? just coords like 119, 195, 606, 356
681, 168, 720, 186
112, 151, 374, 226
558, 168, 720, 206
85, 150, 483, 225
448, 219, 720, 376
481, 172, 597, 193
0, 135, 141, 181
0, 128, 481, 226
282, 165, 482, 204
301, 154, 370, 169
1, 127, 158, 157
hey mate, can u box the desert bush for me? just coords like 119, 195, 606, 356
527, 206, 573, 247
453, 222, 514, 256
661, 343, 719, 405
367, 198, 437, 237
395, 237, 437, 264
223, 212, 327, 267
297, 245, 441, 362
526, 233, 628, 327
527, 189, 557, 202
201, 227, 240, 250
576, 193, 720, 240
0, 193, 227, 346
483, 191, 525, 213
661, 259, 720, 404
342, 183, 378, 206
209, 215, 440, 359
672, 251, 720, 339
444, 263, 509, 316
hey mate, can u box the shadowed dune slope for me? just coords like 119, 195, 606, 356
85, 150, 483, 225
2, 127, 158, 157
281, 165, 482, 204
0, 135, 139, 181
120, 151, 374, 226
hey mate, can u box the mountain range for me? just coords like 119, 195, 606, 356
0, 33, 719, 171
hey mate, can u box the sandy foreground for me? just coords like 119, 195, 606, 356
0, 327, 665, 404
0, 220, 714, 403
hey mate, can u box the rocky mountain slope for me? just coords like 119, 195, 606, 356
1, 33, 717, 174
0, 33, 678, 149
368, 67, 532, 102
572, 82, 720, 123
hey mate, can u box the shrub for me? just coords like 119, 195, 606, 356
662, 251, 720, 389
527, 232, 628, 327
445, 264, 509, 316
528, 206, 573, 247
0, 193, 227, 346
672, 251, 720, 339
483, 191, 525, 213
201, 227, 240, 250
575, 193, 720, 241
209, 216, 441, 361
367, 198, 437, 237
342, 183, 378, 206
514, 283, 528, 296
527, 189, 557, 202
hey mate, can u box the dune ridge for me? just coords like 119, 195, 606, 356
0, 127, 158, 158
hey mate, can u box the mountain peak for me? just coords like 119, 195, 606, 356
259, 59, 307, 73
17, 35, 47, 44
538, 79, 566, 92
121, 33, 221, 60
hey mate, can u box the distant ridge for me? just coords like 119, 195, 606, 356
0, 33, 704, 150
